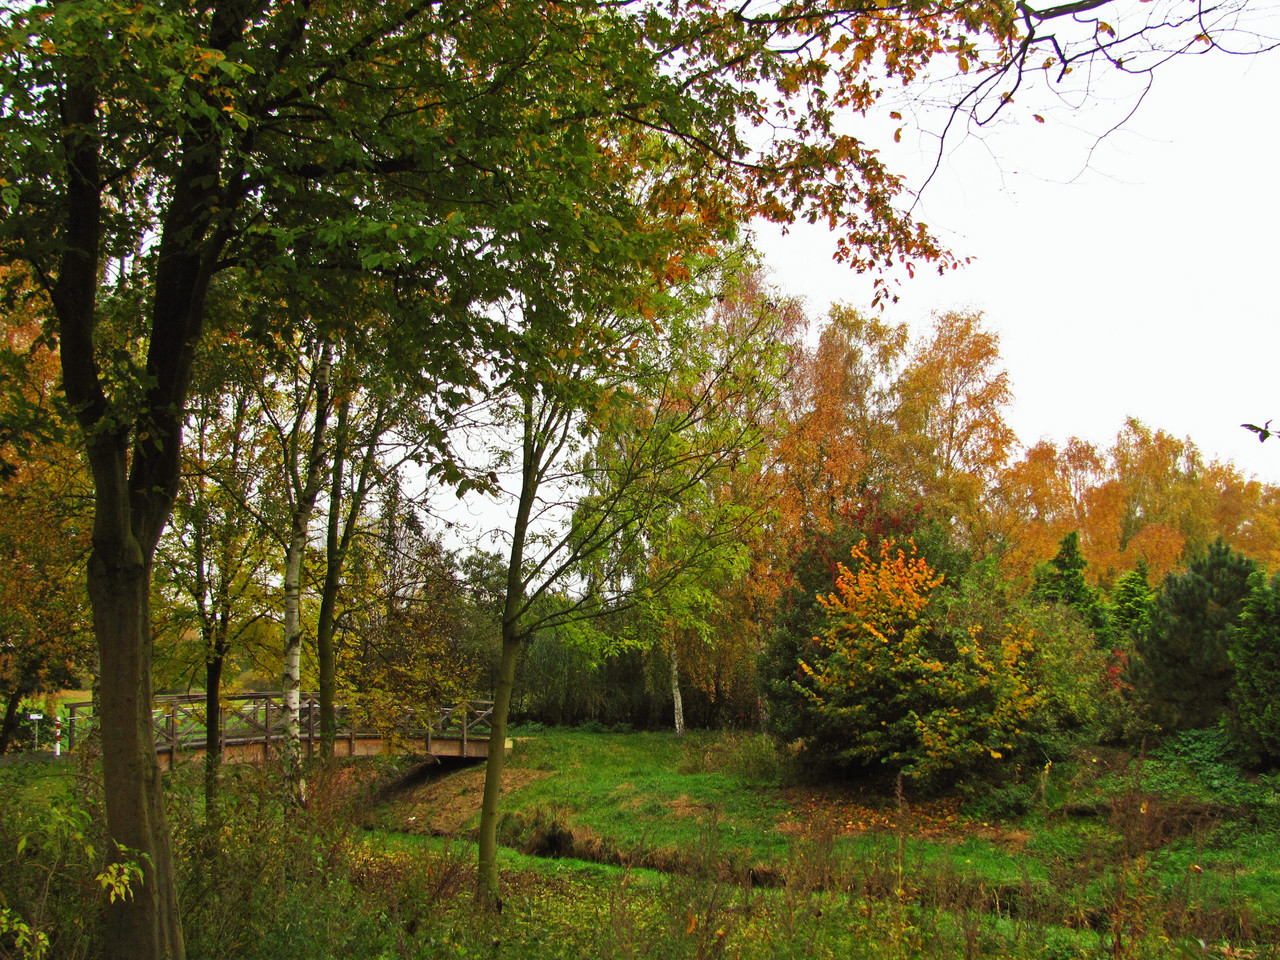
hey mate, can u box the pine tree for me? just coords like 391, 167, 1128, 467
1227, 571, 1280, 764
1135, 538, 1255, 731
1032, 531, 1112, 646
1108, 561, 1154, 652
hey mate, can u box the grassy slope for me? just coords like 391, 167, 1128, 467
368, 727, 1280, 958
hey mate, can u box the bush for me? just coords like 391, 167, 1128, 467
777, 540, 1038, 786
0, 760, 114, 959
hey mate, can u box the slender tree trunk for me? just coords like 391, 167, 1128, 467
476, 628, 521, 909
281, 345, 332, 803
670, 640, 685, 737
281, 520, 309, 800
477, 391, 538, 910
317, 397, 348, 759
204, 649, 225, 813
316, 394, 386, 756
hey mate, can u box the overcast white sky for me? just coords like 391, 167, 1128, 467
753, 26, 1280, 485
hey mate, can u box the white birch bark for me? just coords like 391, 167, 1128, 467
280, 343, 333, 806
671, 639, 685, 737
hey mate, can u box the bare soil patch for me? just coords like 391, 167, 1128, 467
387, 764, 550, 836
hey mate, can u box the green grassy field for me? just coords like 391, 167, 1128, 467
2, 727, 1278, 959
359, 727, 1280, 959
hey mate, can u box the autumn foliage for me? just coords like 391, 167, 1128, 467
791, 540, 1037, 785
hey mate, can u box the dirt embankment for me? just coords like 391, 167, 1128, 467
379, 762, 551, 836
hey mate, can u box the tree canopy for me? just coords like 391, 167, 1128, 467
2, 0, 1275, 951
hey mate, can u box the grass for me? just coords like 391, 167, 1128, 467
372, 725, 1280, 955
3, 727, 1280, 958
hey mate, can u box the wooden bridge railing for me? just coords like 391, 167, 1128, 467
65, 693, 497, 765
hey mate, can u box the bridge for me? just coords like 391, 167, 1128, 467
65, 693, 506, 770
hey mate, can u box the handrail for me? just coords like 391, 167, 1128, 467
65, 694, 495, 759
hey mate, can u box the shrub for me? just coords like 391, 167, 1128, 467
942, 566, 1127, 752
0, 761, 114, 959
785, 539, 1038, 785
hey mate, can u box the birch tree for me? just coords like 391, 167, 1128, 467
472, 261, 794, 906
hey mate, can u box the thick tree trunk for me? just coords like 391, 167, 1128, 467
90, 544, 184, 960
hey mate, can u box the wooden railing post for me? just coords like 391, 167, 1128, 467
262, 698, 270, 763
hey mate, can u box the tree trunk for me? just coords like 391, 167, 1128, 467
477, 390, 537, 910
317, 397, 348, 759
0, 687, 23, 755
281, 521, 308, 802
90, 543, 185, 960
204, 650, 224, 814
671, 640, 685, 738
280, 344, 333, 803
476, 629, 521, 910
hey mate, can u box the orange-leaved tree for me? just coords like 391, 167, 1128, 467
797, 539, 1037, 784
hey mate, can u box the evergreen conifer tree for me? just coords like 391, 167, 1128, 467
1108, 561, 1154, 652
1136, 538, 1255, 731
1032, 531, 1112, 646
1228, 570, 1280, 764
